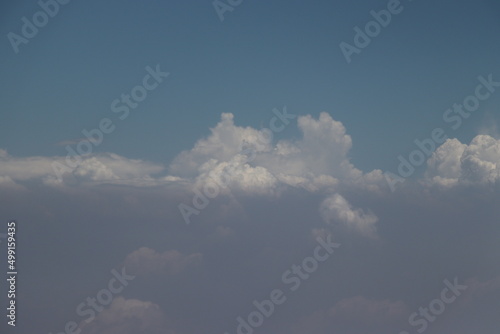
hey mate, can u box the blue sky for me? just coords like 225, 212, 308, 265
1, 1, 500, 334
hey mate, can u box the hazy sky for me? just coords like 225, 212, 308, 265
1, 1, 500, 334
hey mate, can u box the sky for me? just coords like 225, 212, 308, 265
1, 0, 500, 334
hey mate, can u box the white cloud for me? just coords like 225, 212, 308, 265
195, 154, 279, 196
0, 150, 63, 181
425, 135, 500, 186
168, 112, 383, 195
0, 112, 387, 194
425, 138, 466, 186
320, 193, 378, 238
6, 114, 500, 193
169, 113, 273, 178
0, 150, 167, 186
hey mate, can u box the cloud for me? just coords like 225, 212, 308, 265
169, 113, 273, 178
425, 138, 466, 186
320, 193, 378, 238
0, 113, 394, 240
0, 150, 65, 182
291, 297, 407, 334
5, 113, 500, 334
195, 155, 279, 196
8, 114, 500, 194
457, 275, 500, 309
0, 175, 22, 189
124, 247, 203, 276
0, 150, 167, 186
168, 112, 383, 195
0, 113, 385, 194
329, 296, 407, 323
79, 297, 172, 334
425, 135, 500, 186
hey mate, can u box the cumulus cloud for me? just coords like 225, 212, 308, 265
124, 247, 203, 276
320, 193, 378, 238
79, 297, 171, 334
169, 113, 273, 177
425, 135, 500, 186
249, 112, 378, 189
168, 112, 383, 195
195, 155, 279, 196
168, 112, 384, 236
425, 138, 466, 186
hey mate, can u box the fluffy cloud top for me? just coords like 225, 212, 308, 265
169, 113, 273, 177
170, 112, 380, 195
426, 135, 500, 186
